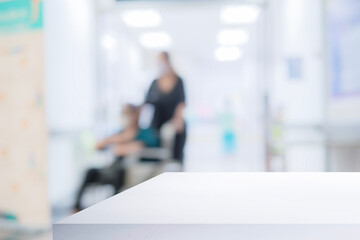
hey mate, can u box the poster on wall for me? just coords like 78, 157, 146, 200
327, 0, 360, 97
0, 0, 50, 227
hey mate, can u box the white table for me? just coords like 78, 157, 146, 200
54, 173, 360, 239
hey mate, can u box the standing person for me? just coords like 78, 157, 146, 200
145, 52, 186, 163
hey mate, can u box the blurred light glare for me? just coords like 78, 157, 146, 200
215, 46, 242, 61
122, 9, 162, 28
221, 5, 260, 24
139, 32, 172, 49
101, 35, 116, 50
217, 29, 249, 45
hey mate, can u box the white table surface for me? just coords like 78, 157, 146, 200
54, 173, 360, 239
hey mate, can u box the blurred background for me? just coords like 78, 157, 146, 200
1, 0, 360, 238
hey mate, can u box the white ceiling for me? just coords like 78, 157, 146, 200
99, 1, 264, 65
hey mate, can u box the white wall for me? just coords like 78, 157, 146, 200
45, 0, 96, 132
325, 0, 360, 126
268, 0, 326, 171
270, 0, 325, 125
44, 0, 96, 207
328, 98, 360, 125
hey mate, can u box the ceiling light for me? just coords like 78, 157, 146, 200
139, 32, 172, 49
220, 5, 260, 24
215, 46, 242, 61
122, 9, 162, 28
217, 29, 249, 45
101, 34, 116, 50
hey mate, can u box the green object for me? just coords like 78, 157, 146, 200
0, 0, 43, 34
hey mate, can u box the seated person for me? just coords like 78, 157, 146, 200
97, 103, 160, 155
73, 104, 159, 211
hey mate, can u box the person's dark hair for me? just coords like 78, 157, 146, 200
160, 51, 170, 61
